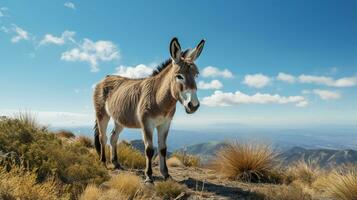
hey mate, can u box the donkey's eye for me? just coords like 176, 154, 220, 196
176, 75, 184, 80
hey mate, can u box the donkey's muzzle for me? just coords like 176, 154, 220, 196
186, 102, 200, 114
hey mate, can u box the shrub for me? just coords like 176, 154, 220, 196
0, 165, 67, 200
0, 116, 109, 199
155, 180, 186, 199
286, 160, 321, 184
56, 130, 76, 139
115, 142, 146, 169
314, 167, 357, 200
76, 135, 94, 148
211, 141, 280, 182
171, 152, 200, 167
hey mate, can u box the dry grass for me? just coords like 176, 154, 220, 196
115, 142, 146, 169
167, 156, 184, 167
80, 185, 132, 200
56, 130, 76, 139
79, 184, 102, 200
314, 167, 357, 200
80, 173, 152, 200
107, 173, 143, 198
171, 152, 201, 167
286, 160, 322, 184
155, 180, 186, 199
0, 166, 67, 200
15, 111, 39, 129
76, 135, 94, 148
256, 184, 312, 200
211, 141, 280, 182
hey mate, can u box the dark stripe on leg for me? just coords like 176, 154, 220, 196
145, 147, 154, 177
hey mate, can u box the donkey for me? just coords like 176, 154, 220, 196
93, 37, 205, 183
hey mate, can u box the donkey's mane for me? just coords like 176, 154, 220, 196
151, 59, 172, 77
151, 50, 190, 77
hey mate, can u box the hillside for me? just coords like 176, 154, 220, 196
177, 142, 357, 167
1, 116, 357, 200
281, 146, 357, 167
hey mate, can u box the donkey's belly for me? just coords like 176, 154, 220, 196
108, 107, 141, 128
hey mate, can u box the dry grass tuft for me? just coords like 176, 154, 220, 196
314, 167, 357, 200
76, 135, 94, 148
79, 184, 102, 200
155, 180, 186, 199
15, 111, 39, 129
115, 142, 146, 169
80, 173, 152, 200
286, 160, 322, 185
211, 141, 280, 182
0, 166, 66, 200
80, 185, 130, 200
171, 152, 201, 167
167, 156, 184, 167
107, 173, 142, 199
55, 130, 76, 139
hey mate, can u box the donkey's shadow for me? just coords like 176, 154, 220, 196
179, 178, 263, 199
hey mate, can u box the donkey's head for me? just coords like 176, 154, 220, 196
169, 37, 205, 114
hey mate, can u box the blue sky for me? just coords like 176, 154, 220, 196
0, 0, 356, 128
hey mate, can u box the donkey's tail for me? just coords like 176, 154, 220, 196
94, 120, 101, 156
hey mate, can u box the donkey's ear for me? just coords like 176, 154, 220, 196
169, 37, 182, 62
187, 39, 205, 61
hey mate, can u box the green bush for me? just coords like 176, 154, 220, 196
0, 116, 109, 199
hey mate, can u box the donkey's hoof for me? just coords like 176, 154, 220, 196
164, 175, 173, 181
144, 177, 154, 185
113, 163, 124, 170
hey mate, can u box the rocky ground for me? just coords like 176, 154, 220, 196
106, 165, 282, 200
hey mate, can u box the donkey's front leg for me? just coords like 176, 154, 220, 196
157, 121, 171, 180
141, 122, 155, 184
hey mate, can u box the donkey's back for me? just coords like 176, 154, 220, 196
93, 75, 146, 128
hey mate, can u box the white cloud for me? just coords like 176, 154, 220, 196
243, 74, 271, 88
39, 30, 75, 46
298, 75, 357, 87
312, 89, 341, 100
201, 90, 307, 107
64, 2, 76, 10
0, 109, 92, 127
0, 7, 8, 17
277, 72, 296, 83
61, 38, 120, 72
10, 24, 29, 43
198, 80, 223, 90
114, 64, 153, 78
296, 100, 309, 107
201, 66, 233, 78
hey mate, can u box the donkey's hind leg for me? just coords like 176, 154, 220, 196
110, 122, 124, 169
97, 113, 110, 164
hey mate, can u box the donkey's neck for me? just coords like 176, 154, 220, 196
153, 63, 177, 113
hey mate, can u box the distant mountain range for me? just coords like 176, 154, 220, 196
59, 126, 357, 151
281, 146, 357, 167
175, 142, 357, 167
